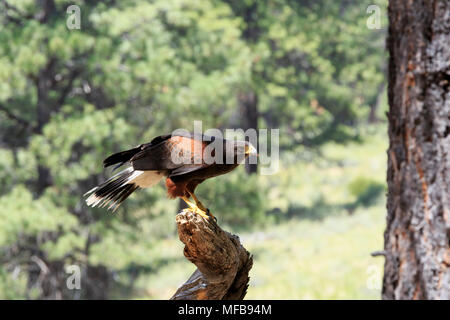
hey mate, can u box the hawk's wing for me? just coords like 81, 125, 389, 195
131, 134, 215, 173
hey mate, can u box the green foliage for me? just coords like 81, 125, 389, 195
260, 124, 387, 221
223, 0, 388, 147
197, 168, 270, 228
0, 186, 77, 247
347, 176, 385, 207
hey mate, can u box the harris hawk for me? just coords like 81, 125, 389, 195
84, 133, 257, 219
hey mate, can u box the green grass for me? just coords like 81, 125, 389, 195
244, 206, 385, 299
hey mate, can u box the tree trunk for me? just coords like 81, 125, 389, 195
368, 81, 385, 124
238, 91, 258, 175
171, 210, 253, 300
383, 0, 450, 300
35, 58, 56, 196
235, 2, 260, 175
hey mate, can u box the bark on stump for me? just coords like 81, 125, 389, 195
170, 210, 253, 300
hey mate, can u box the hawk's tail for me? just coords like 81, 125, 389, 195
84, 167, 139, 212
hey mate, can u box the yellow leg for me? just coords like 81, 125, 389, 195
187, 192, 215, 220
181, 196, 195, 210
181, 196, 210, 219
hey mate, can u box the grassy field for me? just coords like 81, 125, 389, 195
132, 125, 388, 300
244, 207, 385, 299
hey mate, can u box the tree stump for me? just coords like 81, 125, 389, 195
170, 210, 253, 300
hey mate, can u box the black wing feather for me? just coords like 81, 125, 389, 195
102, 134, 172, 169
103, 146, 142, 168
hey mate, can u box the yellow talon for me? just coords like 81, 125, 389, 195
187, 192, 206, 210
194, 206, 210, 219
187, 192, 215, 220
181, 196, 210, 220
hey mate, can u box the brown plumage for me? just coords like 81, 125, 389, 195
84, 133, 257, 218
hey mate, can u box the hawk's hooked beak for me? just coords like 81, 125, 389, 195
245, 144, 258, 156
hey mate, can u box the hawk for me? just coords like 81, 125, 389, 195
84, 133, 257, 219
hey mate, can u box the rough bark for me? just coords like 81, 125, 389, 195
170, 210, 253, 300
368, 81, 385, 123
383, 0, 450, 300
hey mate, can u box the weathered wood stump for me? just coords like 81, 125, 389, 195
170, 210, 253, 300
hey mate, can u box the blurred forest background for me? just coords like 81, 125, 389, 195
0, 0, 388, 299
